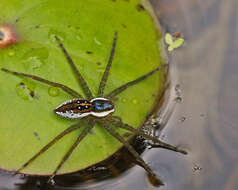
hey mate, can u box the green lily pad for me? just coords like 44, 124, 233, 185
0, 0, 166, 175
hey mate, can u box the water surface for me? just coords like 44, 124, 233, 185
0, 0, 238, 189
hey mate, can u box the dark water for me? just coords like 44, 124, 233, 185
1, 0, 238, 189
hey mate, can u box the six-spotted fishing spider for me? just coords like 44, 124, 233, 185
1, 31, 187, 185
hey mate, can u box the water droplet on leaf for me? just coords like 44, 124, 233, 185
132, 99, 138, 104
96, 66, 105, 73
8, 51, 15, 56
48, 87, 60, 97
22, 47, 49, 70
15, 82, 34, 101
122, 98, 127, 103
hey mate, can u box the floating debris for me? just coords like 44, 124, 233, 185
179, 116, 186, 123
193, 164, 202, 172
165, 33, 184, 52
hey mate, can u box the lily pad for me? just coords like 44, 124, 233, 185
0, 0, 166, 175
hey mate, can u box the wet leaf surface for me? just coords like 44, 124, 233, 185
0, 0, 165, 175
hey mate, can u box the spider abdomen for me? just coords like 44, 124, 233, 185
54, 98, 114, 119
54, 99, 93, 119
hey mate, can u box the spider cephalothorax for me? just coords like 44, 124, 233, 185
1, 31, 187, 185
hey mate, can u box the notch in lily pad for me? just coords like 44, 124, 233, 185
165, 33, 184, 52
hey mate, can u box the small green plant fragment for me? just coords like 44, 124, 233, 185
165, 33, 173, 45
170, 38, 184, 49
165, 33, 184, 51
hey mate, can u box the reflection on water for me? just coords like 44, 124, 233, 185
0, 0, 238, 189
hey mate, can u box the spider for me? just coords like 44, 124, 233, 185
1, 31, 187, 185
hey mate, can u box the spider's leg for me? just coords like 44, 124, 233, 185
16, 122, 82, 174
48, 121, 94, 182
109, 116, 187, 155
97, 120, 163, 186
97, 31, 118, 97
1, 68, 81, 98
55, 36, 93, 99
106, 66, 166, 99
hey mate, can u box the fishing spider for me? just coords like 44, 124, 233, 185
1, 31, 187, 185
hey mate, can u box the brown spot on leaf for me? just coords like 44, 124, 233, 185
122, 24, 127, 28
136, 4, 145, 12
29, 91, 35, 98
34, 131, 40, 140
34, 25, 40, 29
86, 51, 93, 54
